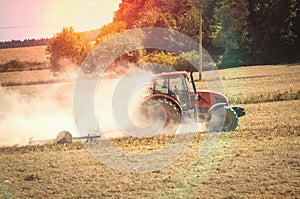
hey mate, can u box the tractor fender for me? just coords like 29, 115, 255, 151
143, 94, 183, 115
207, 103, 227, 121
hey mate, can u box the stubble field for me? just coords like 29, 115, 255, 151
0, 64, 299, 198
0, 46, 47, 63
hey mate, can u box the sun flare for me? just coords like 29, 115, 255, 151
52, 0, 121, 32
0, 0, 121, 41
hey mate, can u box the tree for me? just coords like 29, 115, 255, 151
114, 0, 190, 29
84, 29, 145, 74
177, 4, 199, 41
45, 27, 91, 74
102, 0, 299, 69
212, 0, 250, 68
248, 0, 300, 64
138, 51, 178, 73
96, 21, 128, 44
114, 0, 147, 28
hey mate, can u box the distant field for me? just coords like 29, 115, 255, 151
221, 64, 300, 103
0, 69, 75, 102
0, 69, 70, 86
1, 64, 299, 104
0, 46, 48, 63
195, 64, 300, 104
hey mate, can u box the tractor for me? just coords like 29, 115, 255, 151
139, 71, 245, 132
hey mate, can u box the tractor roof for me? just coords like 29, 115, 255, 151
153, 71, 188, 79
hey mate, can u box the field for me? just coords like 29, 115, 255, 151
0, 46, 48, 63
0, 46, 49, 72
0, 64, 299, 198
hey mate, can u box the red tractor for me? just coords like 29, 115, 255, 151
140, 71, 245, 132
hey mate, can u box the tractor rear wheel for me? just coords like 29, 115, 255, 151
140, 98, 181, 134
209, 106, 238, 132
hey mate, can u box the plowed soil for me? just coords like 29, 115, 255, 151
0, 100, 299, 198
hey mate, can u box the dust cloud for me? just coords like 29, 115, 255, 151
94, 70, 154, 138
0, 66, 205, 147
0, 68, 154, 146
0, 85, 77, 146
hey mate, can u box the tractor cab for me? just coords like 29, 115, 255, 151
152, 71, 194, 110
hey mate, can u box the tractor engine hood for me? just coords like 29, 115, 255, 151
197, 90, 229, 108
196, 90, 245, 117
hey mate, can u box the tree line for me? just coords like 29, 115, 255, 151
0, 38, 49, 49
112, 0, 299, 67
46, 0, 300, 74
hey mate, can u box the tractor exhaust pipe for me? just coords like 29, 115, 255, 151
190, 71, 199, 122
190, 71, 197, 95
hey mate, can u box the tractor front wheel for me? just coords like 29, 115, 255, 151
209, 106, 238, 132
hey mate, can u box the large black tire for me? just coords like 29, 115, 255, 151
140, 98, 181, 133
209, 106, 238, 132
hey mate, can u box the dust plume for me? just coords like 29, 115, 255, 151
0, 67, 154, 146
0, 65, 205, 147
0, 84, 77, 147
94, 70, 154, 138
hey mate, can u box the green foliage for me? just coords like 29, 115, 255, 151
138, 50, 215, 72
96, 21, 128, 44
0, 59, 47, 72
177, 5, 199, 41
138, 51, 177, 72
120, 0, 299, 67
176, 50, 216, 71
213, 0, 250, 68
1, 60, 23, 71
248, 0, 300, 64
45, 27, 91, 74
114, 0, 187, 29
174, 51, 198, 71
83, 29, 145, 74
0, 38, 49, 49
114, 0, 148, 28
45, 0, 300, 74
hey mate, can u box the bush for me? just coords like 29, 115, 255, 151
0, 60, 23, 72
138, 51, 178, 73
45, 27, 91, 74
138, 50, 217, 73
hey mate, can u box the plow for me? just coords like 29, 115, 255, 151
29, 131, 101, 145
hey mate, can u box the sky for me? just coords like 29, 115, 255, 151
0, 0, 122, 41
